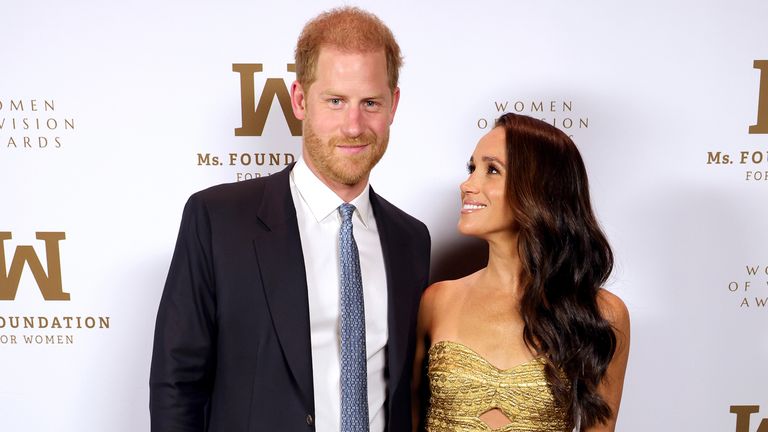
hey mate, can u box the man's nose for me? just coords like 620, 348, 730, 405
341, 105, 363, 138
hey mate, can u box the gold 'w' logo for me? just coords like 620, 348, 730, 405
750, 60, 768, 134
731, 405, 768, 432
233, 63, 302, 137
0, 232, 69, 301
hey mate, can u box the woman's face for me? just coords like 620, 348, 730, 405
458, 127, 516, 239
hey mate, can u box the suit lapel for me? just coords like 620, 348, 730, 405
252, 166, 314, 409
370, 190, 412, 406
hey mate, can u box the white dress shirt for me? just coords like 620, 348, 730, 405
289, 158, 388, 432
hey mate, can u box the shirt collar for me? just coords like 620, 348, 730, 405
291, 158, 373, 228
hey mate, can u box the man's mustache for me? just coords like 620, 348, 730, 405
329, 132, 377, 147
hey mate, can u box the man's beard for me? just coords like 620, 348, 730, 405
303, 121, 389, 186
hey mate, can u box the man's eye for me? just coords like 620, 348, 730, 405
329, 98, 341, 105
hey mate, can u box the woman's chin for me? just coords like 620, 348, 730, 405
457, 223, 485, 238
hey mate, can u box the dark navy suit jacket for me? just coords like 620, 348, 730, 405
149, 164, 431, 431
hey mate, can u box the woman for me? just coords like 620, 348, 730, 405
412, 113, 630, 431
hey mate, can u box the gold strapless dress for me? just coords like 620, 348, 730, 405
426, 340, 572, 432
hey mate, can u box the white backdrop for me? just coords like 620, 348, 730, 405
2, 1, 767, 431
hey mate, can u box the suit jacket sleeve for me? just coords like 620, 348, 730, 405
150, 193, 217, 432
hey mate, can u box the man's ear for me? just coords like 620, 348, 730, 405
290, 80, 307, 121
389, 86, 401, 125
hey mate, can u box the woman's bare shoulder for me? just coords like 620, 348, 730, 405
420, 271, 480, 320
597, 289, 630, 334
424, 272, 478, 304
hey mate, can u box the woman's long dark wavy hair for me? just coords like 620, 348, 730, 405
496, 113, 616, 428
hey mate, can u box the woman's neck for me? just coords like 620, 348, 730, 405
482, 233, 523, 297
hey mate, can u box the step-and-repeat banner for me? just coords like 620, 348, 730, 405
2, 1, 767, 431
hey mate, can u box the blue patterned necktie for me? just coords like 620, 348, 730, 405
338, 203, 369, 432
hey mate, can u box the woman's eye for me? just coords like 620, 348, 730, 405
466, 163, 475, 174
487, 165, 499, 174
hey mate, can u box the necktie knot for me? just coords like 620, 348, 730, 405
339, 203, 356, 223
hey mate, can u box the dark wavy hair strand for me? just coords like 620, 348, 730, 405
495, 113, 617, 428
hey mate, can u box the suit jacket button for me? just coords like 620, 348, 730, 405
306, 414, 314, 426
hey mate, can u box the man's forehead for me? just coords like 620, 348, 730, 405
311, 48, 390, 91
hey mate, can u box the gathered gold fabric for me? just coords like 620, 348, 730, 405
426, 340, 572, 432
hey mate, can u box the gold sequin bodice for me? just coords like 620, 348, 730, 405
427, 340, 572, 432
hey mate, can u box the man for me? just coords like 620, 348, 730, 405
149, 7, 431, 432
